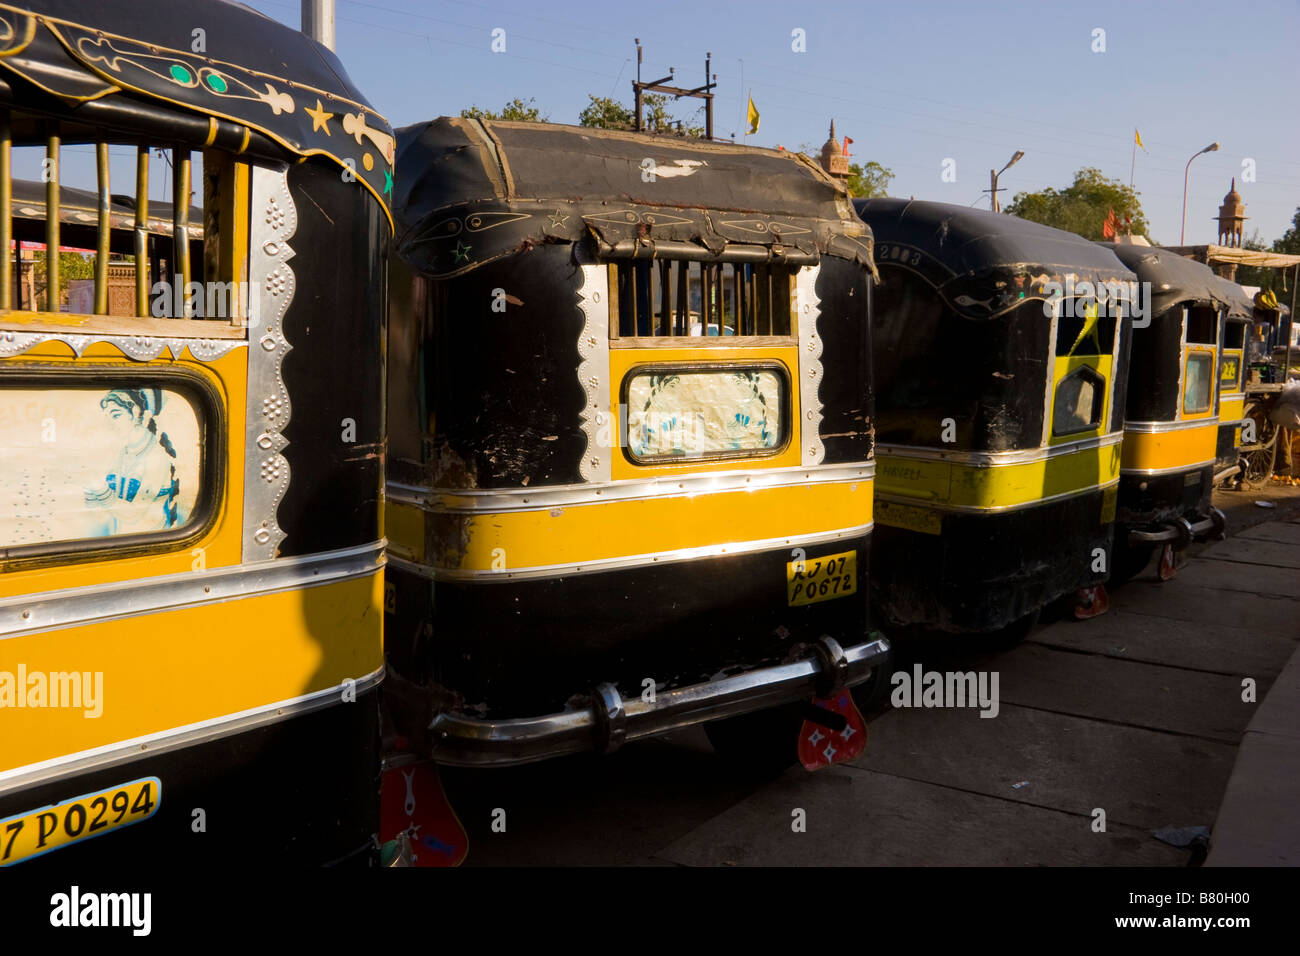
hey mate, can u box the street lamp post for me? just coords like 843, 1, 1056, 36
1180, 141, 1220, 244
988, 150, 1025, 213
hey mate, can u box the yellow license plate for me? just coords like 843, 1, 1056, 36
1, 776, 161, 866
787, 549, 857, 606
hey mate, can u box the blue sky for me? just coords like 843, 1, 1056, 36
21, 0, 1300, 245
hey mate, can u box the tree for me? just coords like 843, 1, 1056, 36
847, 161, 892, 198
1005, 167, 1150, 241
578, 93, 703, 137
460, 97, 548, 122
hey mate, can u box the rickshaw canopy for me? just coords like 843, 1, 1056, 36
393, 117, 875, 279
1106, 242, 1228, 318
0, 0, 394, 224
857, 198, 1136, 320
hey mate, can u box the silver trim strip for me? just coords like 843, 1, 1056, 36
875, 477, 1119, 515
1120, 458, 1216, 477
0, 667, 384, 797
796, 264, 825, 466
0, 540, 385, 640
428, 637, 890, 767
243, 165, 297, 561
0, 330, 244, 363
387, 462, 876, 513
389, 522, 874, 582
876, 432, 1123, 467
1123, 418, 1219, 435
575, 245, 612, 483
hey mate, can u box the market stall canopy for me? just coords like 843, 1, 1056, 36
1105, 242, 1228, 317
393, 116, 875, 279
0, 0, 394, 225
856, 198, 1137, 320
1163, 244, 1300, 269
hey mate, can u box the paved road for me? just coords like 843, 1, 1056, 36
440, 490, 1300, 866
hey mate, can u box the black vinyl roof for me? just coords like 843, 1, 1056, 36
855, 198, 1136, 319
1104, 242, 1227, 316
0, 0, 393, 223
393, 117, 875, 279
10, 178, 201, 238
1212, 275, 1255, 321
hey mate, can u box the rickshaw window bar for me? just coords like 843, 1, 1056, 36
608, 259, 795, 340
0, 109, 240, 320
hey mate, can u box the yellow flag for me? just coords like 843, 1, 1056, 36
746, 96, 759, 135
1134, 128, 1146, 151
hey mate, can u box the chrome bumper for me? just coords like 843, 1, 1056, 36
1128, 507, 1226, 547
427, 634, 891, 767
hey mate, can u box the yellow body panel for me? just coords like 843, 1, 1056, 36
1047, 353, 1114, 447
1120, 423, 1218, 472
1219, 394, 1246, 423
608, 345, 802, 479
876, 439, 1120, 512
0, 572, 383, 774
414, 479, 873, 572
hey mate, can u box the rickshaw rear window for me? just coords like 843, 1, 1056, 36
1, 384, 206, 552
623, 366, 788, 462
1183, 353, 1214, 413
610, 261, 794, 339
1052, 366, 1104, 436
1186, 306, 1218, 345
1223, 320, 1247, 350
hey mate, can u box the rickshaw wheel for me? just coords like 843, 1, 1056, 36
703, 704, 802, 776
1072, 584, 1110, 620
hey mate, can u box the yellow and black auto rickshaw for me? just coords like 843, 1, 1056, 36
1106, 242, 1227, 580
385, 118, 886, 768
854, 199, 1138, 635
1212, 274, 1253, 487
0, 0, 393, 866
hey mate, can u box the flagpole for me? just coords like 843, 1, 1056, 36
1129, 134, 1136, 188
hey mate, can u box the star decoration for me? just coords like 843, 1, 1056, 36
822, 743, 837, 761
548, 209, 569, 229
452, 240, 471, 263
384, 168, 394, 195
807, 729, 824, 746
840, 724, 856, 739
305, 99, 334, 134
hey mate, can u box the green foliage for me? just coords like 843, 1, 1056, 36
1005, 167, 1150, 241
31, 250, 95, 303
578, 93, 704, 137
847, 161, 892, 198
460, 97, 548, 122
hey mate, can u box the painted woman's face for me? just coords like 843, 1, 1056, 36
104, 403, 143, 441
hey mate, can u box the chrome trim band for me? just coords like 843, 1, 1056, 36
875, 477, 1118, 516
0, 666, 384, 797
575, 245, 612, 483
876, 432, 1123, 467
387, 462, 876, 513
796, 264, 825, 466
1120, 458, 1216, 477
0, 329, 244, 362
1123, 418, 1218, 435
0, 540, 385, 640
388, 523, 874, 582
428, 636, 890, 767
243, 165, 297, 561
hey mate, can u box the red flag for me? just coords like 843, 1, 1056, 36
842, 136, 854, 156
1102, 207, 1118, 239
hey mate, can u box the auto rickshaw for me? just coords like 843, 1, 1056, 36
1212, 274, 1253, 486
853, 199, 1136, 635
1105, 242, 1227, 580
385, 117, 886, 768
0, 0, 393, 866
